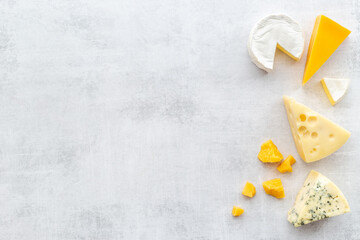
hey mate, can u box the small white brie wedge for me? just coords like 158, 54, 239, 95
321, 78, 350, 106
248, 14, 305, 72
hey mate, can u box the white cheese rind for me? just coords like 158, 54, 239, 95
288, 170, 350, 227
248, 14, 305, 72
321, 78, 349, 105
283, 96, 350, 163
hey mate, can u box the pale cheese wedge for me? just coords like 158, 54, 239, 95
248, 14, 305, 72
283, 96, 350, 163
321, 78, 349, 106
288, 170, 350, 227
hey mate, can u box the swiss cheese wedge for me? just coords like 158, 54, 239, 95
288, 170, 350, 227
283, 96, 350, 163
302, 15, 351, 85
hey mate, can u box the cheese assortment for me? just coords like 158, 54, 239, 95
321, 78, 350, 105
248, 14, 305, 72
288, 170, 350, 227
233, 14, 352, 227
283, 96, 350, 163
303, 15, 351, 85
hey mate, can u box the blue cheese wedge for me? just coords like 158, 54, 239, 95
288, 170, 350, 227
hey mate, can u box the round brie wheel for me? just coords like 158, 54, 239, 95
248, 14, 305, 72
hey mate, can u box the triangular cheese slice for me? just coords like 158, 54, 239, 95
302, 15, 351, 85
283, 96, 350, 163
288, 170, 350, 227
321, 78, 349, 106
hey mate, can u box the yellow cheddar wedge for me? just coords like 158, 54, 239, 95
302, 15, 351, 85
283, 96, 350, 163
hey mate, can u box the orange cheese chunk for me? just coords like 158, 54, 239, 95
277, 155, 296, 173
263, 178, 285, 198
232, 206, 244, 217
258, 140, 283, 163
242, 181, 256, 198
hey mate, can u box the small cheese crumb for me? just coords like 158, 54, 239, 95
232, 206, 244, 217
277, 155, 296, 173
242, 181, 256, 198
263, 178, 285, 198
258, 140, 283, 163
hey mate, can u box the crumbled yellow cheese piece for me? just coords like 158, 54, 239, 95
258, 140, 283, 163
232, 206, 244, 217
242, 181, 256, 198
277, 155, 296, 173
263, 178, 285, 198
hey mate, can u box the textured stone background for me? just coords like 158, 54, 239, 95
0, 0, 358, 239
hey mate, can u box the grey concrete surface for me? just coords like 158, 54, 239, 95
0, 0, 359, 239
